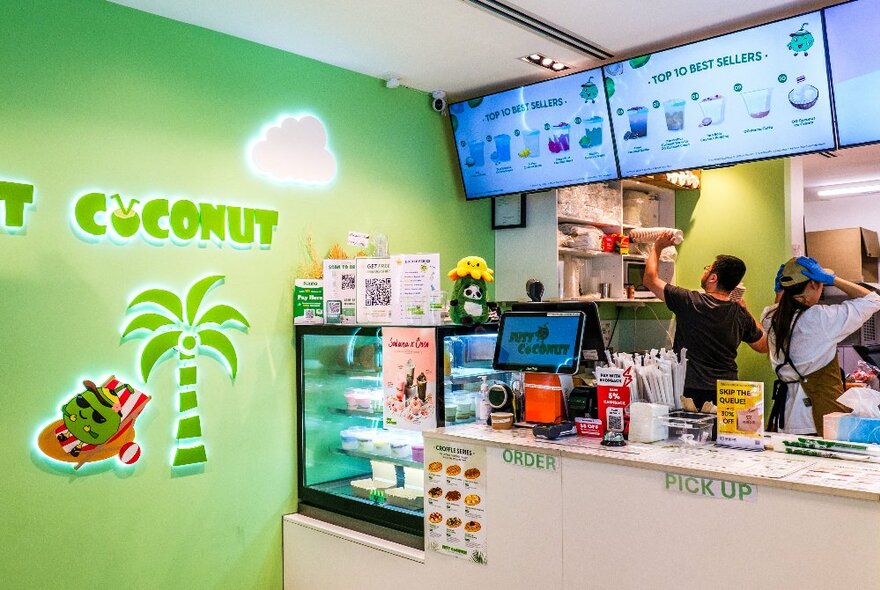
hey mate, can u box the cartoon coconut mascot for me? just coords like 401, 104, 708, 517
448, 256, 494, 326
787, 23, 814, 57
38, 377, 150, 469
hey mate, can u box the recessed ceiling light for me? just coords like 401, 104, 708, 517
520, 53, 570, 72
816, 184, 880, 198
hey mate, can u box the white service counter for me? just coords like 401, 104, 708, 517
284, 424, 880, 590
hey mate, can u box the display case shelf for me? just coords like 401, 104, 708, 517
334, 447, 424, 469
329, 407, 384, 418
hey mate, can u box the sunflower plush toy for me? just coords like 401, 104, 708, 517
448, 256, 494, 326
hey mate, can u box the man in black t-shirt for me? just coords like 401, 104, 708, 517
643, 232, 768, 410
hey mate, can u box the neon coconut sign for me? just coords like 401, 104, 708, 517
71, 191, 279, 249
0, 179, 35, 235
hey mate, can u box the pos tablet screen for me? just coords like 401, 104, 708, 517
493, 311, 585, 374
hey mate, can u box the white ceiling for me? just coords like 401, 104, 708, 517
110, 0, 840, 99
110, 0, 875, 191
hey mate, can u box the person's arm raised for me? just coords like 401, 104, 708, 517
643, 231, 677, 302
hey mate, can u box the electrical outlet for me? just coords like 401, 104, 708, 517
600, 320, 613, 345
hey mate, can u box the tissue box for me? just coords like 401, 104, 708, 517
629, 402, 669, 443
824, 412, 880, 444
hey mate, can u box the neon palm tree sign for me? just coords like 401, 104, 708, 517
122, 275, 249, 467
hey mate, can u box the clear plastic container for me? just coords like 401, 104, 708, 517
656, 411, 716, 446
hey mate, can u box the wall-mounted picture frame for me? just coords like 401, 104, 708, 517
491, 194, 526, 230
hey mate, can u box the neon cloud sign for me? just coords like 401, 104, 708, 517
0, 179, 35, 234
72, 191, 279, 249
248, 113, 337, 186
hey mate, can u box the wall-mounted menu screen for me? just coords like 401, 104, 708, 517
605, 12, 835, 177
450, 69, 618, 200
825, 0, 880, 148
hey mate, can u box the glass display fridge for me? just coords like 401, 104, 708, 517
295, 324, 514, 538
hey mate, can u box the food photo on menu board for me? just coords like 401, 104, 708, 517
605, 12, 835, 177
825, 0, 880, 148
450, 68, 618, 200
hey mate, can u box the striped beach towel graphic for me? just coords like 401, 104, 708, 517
55, 377, 150, 457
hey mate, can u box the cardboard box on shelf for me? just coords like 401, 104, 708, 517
805, 227, 880, 283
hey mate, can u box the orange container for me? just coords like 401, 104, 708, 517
524, 373, 566, 424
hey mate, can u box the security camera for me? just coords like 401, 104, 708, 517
431, 90, 447, 113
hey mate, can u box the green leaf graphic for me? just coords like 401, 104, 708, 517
122, 313, 176, 338
140, 329, 181, 380
196, 304, 249, 330
128, 288, 184, 322
185, 275, 224, 324
199, 329, 238, 379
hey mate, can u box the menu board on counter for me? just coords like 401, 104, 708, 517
390, 253, 440, 324
605, 12, 835, 177
382, 327, 437, 431
825, 0, 880, 148
450, 68, 618, 200
425, 441, 487, 564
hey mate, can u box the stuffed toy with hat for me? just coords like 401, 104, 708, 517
448, 256, 494, 326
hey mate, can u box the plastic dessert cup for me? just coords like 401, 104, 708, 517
699, 95, 725, 126
411, 444, 425, 463
490, 412, 514, 430
742, 88, 772, 118
663, 99, 686, 131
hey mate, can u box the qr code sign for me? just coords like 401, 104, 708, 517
606, 407, 623, 432
364, 277, 392, 306
341, 273, 356, 290
327, 300, 342, 314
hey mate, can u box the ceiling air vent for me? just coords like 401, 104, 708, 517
464, 0, 613, 60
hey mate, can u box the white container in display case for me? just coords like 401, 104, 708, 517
295, 324, 514, 540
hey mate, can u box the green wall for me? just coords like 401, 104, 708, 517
675, 160, 789, 395
0, 1, 491, 587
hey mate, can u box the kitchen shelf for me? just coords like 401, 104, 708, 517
334, 447, 423, 469
557, 216, 621, 230
557, 247, 614, 259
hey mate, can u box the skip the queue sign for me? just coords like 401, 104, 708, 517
664, 472, 756, 502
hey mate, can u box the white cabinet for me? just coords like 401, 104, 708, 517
494, 180, 676, 302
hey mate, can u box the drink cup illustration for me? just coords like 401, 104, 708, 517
742, 88, 772, 118
467, 139, 485, 167
626, 107, 648, 139
491, 134, 511, 163
663, 99, 686, 131
522, 130, 541, 157
580, 116, 603, 148
698, 95, 725, 127
548, 123, 571, 153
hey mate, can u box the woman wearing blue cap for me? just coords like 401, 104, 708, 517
762, 256, 880, 435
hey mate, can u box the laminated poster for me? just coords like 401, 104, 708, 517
390, 253, 440, 324
382, 327, 437, 431
323, 259, 356, 324
293, 279, 323, 324
355, 257, 392, 324
425, 441, 487, 565
716, 380, 764, 450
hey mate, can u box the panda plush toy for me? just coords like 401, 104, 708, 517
448, 256, 494, 326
